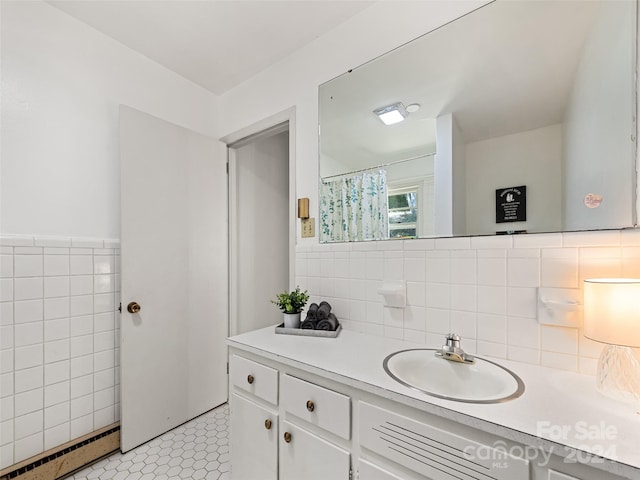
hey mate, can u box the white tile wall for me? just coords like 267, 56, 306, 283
296, 229, 640, 379
0, 236, 120, 470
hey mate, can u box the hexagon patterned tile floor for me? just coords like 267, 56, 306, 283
67, 403, 229, 480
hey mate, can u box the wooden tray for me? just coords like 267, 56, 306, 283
274, 323, 342, 338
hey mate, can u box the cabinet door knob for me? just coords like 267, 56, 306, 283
264, 419, 272, 430
247, 374, 254, 384
306, 400, 315, 412
283, 432, 292, 443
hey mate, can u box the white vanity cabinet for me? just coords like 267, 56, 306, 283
228, 344, 636, 480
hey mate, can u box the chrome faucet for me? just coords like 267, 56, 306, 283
435, 333, 475, 364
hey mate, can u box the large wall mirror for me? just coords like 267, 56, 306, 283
318, 0, 637, 243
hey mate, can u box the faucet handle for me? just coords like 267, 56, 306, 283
445, 333, 461, 348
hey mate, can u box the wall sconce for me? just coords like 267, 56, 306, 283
583, 278, 640, 411
297, 198, 309, 219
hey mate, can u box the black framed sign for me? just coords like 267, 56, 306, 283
496, 185, 526, 223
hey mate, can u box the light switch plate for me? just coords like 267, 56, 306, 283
301, 218, 315, 238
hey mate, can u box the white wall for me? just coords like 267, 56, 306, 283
563, 0, 636, 230
465, 124, 563, 236
0, 1, 219, 239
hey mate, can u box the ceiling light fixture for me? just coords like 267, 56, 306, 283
406, 103, 421, 113
373, 102, 408, 125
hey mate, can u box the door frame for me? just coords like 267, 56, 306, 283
221, 107, 296, 336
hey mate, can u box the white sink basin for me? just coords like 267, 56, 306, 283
383, 349, 525, 403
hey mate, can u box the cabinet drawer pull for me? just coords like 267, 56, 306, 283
247, 374, 254, 384
284, 432, 292, 443
264, 419, 272, 430
306, 400, 315, 412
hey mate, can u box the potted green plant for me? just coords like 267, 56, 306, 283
272, 286, 310, 328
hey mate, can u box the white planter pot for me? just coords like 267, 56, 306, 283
283, 312, 301, 329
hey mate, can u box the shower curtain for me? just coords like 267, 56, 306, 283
320, 169, 389, 242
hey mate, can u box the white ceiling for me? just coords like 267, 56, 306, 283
47, 0, 374, 95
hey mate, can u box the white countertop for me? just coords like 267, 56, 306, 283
227, 326, 640, 480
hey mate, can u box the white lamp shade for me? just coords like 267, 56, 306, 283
584, 278, 640, 347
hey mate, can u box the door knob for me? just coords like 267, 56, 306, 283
264, 419, 272, 430
127, 302, 141, 313
283, 432, 292, 443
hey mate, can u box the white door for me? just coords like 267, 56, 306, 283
119, 106, 228, 452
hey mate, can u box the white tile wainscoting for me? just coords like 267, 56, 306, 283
295, 229, 640, 376
0, 235, 121, 470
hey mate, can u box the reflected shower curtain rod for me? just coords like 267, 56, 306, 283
321, 152, 436, 181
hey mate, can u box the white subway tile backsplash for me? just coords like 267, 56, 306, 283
477, 258, 506, 286
94, 294, 114, 314
44, 255, 69, 277
477, 314, 507, 344
70, 295, 93, 317
15, 343, 43, 368
403, 306, 426, 331
44, 339, 70, 364
15, 388, 43, 416
1, 419, 13, 445
0, 303, 13, 326
44, 318, 69, 342
0, 351, 13, 374
426, 283, 450, 309
72, 354, 94, 378
70, 256, 93, 275
541, 351, 578, 372
44, 381, 69, 408
450, 311, 476, 338
506, 287, 537, 318
365, 302, 383, 325
94, 256, 114, 275
45, 361, 70, 386
14, 431, 43, 464
507, 317, 540, 350
14, 322, 44, 347
477, 340, 507, 359
44, 276, 70, 298
70, 413, 93, 439
540, 326, 578, 355
70, 335, 93, 358
44, 423, 70, 450
71, 375, 93, 399
0, 279, 13, 302
14, 255, 43, 277
507, 257, 539, 287
70, 315, 93, 337
0, 373, 12, 398
0, 326, 12, 349
425, 308, 449, 334
44, 297, 69, 320
14, 300, 43, 324
406, 282, 426, 307
477, 286, 506, 315
94, 369, 115, 391
450, 257, 476, 285
13, 278, 42, 301
35, 237, 72, 248
450, 284, 476, 312
71, 394, 93, 420
0, 256, 13, 279
15, 410, 43, 440
15, 366, 43, 393
70, 276, 93, 296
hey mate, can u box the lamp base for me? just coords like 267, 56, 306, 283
596, 345, 640, 410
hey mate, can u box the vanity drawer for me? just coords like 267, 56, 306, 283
230, 354, 278, 405
280, 374, 350, 440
